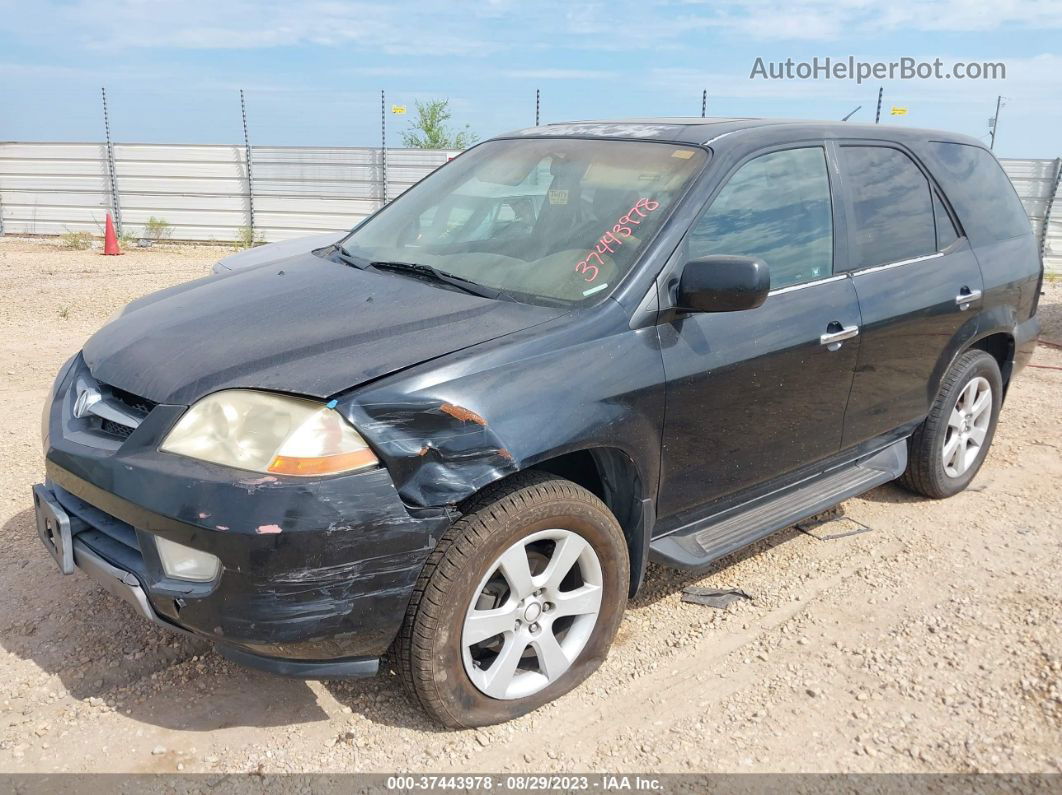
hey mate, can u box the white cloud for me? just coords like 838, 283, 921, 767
3, 0, 1059, 56
0, 0, 502, 55
670, 0, 1062, 40
500, 68, 615, 80
646, 53, 1062, 113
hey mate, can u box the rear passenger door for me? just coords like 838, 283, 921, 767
837, 143, 983, 450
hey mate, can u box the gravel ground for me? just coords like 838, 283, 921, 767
0, 237, 1060, 774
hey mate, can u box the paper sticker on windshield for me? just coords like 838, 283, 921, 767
672, 149, 696, 159
548, 189, 569, 205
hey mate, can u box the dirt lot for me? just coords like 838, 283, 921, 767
0, 237, 1060, 774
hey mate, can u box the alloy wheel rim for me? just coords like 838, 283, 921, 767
461, 528, 603, 700
942, 376, 992, 478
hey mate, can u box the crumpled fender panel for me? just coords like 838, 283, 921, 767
339, 305, 666, 511
345, 397, 520, 507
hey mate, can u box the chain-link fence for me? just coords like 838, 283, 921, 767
0, 142, 1059, 273
1001, 157, 1062, 275
0, 141, 457, 243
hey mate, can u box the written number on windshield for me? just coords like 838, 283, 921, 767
575, 197, 661, 283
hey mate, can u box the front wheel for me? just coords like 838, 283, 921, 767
393, 472, 629, 728
900, 349, 1003, 499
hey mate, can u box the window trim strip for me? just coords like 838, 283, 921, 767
850, 251, 944, 277
765, 248, 945, 295
768, 273, 848, 296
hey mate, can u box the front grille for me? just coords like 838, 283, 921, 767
52, 485, 146, 578
101, 418, 134, 439
108, 385, 158, 418
67, 368, 155, 447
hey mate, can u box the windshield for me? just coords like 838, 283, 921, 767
340, 138, 708, 305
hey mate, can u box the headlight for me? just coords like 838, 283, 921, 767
160, 390, 378, 477
155, 536, 221, 582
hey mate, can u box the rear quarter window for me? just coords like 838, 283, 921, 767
926, 142, 1032, 245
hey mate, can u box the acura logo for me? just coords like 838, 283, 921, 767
73, 385, 102, 419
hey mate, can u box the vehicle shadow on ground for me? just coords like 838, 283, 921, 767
629, 526, 806, 610
0, 507, 333, 732
626, 482, 931, 610
1, 504, 458, 733
857, 481, 942, 505
0, 496, 882, 735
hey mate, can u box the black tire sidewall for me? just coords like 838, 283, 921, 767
422, 488, 627, 728
924, 352, 1003, 497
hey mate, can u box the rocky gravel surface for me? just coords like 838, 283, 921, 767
0, 238, 1059, 774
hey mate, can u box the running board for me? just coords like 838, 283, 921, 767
649, 440, 907, 569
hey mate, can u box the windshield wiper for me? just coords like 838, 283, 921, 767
369, 260, 509, 300
330, 246, 371, 270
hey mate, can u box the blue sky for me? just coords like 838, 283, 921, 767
1, 0, 1060, 157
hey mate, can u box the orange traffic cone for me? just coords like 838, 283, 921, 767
103, 212, 122, 255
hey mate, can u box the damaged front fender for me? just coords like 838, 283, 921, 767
345, 397, 519, 507
337, 303, 666, 513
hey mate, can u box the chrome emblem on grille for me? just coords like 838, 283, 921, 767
73, 385, 102, 419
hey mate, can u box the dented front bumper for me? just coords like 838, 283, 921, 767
40, 362, 453, 676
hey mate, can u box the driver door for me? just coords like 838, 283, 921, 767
655, 144, 862, 530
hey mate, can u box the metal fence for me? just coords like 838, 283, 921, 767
0, 142, 1059, 273
0, 142, 456, 243
1000, 158, 1062, 275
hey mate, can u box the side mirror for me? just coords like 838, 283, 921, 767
677, 255, 770, 313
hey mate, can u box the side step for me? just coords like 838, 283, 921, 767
650, 440, 907, 569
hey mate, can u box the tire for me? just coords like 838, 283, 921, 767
899, 349, 1003, 499
393, 471, 629, 728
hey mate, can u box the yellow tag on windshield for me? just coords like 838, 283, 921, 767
548, 189, 569, 205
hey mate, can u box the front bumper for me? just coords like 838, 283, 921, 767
38, 358, 453, 675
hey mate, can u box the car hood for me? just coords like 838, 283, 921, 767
83, 252, 566, 405
213, 232, 343, 273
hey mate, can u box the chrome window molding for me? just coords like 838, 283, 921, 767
768, 273, 848, 296
850, 251, 944, 277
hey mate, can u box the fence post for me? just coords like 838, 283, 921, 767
989, 95, 1003, 151
0, 142, 5, 236
1040, 157, 1062, 264
240, 90, 256, 236
101, 87, 123, 236
381, 90, 388, 206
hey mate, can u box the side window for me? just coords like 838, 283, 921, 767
840, 146, 936, 269
688, 147, 833, 290
933, 192, 959, 250
927, 142, 1031, 245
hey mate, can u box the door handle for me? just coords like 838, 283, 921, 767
820, 324, 859, 351
955, 288, 982, 310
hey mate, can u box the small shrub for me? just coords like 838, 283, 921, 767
234, 226, 265, 249
144, 216, 174, 242
57, 305, 71, 319
60, 231, 93, 250
401, 99, 478, 149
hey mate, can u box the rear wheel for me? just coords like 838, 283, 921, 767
393, 471, 628, 728
900, 349, 1002, 499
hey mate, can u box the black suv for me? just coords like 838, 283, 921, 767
35, 118, 1041, 728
